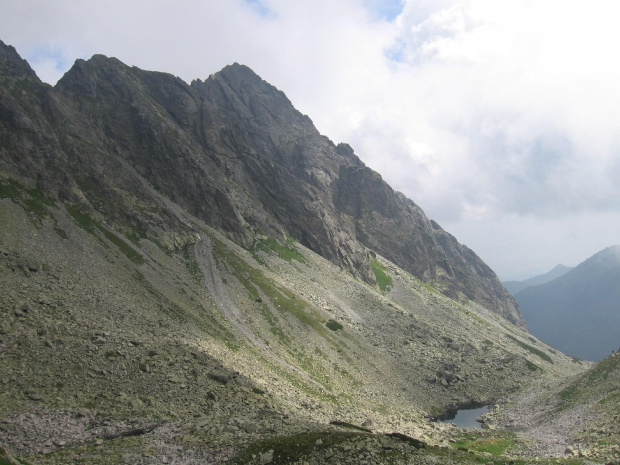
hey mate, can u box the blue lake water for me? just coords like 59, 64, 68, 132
438, 405, 489, 428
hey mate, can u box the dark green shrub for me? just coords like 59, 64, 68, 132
326, 319, 343, 331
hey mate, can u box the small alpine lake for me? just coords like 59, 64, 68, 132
437, 405, 489, 428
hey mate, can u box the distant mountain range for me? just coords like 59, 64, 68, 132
503, 264, 573, 295
514, 246, 620, 361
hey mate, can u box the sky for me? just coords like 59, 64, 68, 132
2, 0, 620, 280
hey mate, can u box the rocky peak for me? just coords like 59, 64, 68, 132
193, 61, 318, 148
0, 40, 39, 84
57, 54, 148, 104
0, 43, 523, 326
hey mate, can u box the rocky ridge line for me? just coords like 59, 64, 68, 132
0, 39, 522, 326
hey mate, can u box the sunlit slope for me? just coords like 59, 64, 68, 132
0, 178, 582, 465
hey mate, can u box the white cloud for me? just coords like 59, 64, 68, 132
444, 210, 620, 281
1, 0, 619, 278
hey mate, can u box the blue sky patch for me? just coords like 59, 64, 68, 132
24, 45, 70, 69
242, 0, 274, 18
364, 0, 404, 22
385, 38, 406, 63
24, 45, 71, 71
21, 45, 80, 85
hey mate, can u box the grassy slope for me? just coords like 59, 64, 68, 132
0, 177, 590, 464
556, 352, 620, 456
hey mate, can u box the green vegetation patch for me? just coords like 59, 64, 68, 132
66, 205, 97, 234
416, 277, 442, 295
181, 244, 202, 280
387, 432, 426, 449
559, 384, 579, 403
1, 446, 34, 465
599, 391, 620, 409
24, 435, 146, 465
230, 431, 364, 464
67, 205, 144, 265
211, 236, 351, 390
559, 354, 619, 407
0, 177, 56, 222
326, 319, 343, 331
99, 225, 144, 264
329, 420, 372, 433
126, 230, 147, 247
525, 360, 540, 372
53, 227, 68, 239
370, 259, 392, 293
212, 235, 337, 360
451, 433, 515, 456
586, 352, 618, 382
213, 236, 323, 332
0, 457, 32, 465
506, 335, 553, 363
250, 233, 306, 264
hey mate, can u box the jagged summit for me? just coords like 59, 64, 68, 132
0, 39, 40, 82
215, 62, 265, 82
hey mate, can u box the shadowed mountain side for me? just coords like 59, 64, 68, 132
516, 246, 620, 361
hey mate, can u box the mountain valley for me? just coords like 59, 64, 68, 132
0, 40, 618, 464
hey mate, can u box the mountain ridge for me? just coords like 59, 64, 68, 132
0, 39, 523, 327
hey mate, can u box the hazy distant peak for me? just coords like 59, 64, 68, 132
576, 245, 620, 272
503, 263, 573, 295
600, 244, 620, 260
550, 264, 571, 273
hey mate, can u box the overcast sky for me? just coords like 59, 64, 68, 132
2, 0, 620, 280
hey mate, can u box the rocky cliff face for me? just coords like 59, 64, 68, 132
0, 40, 522, 326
